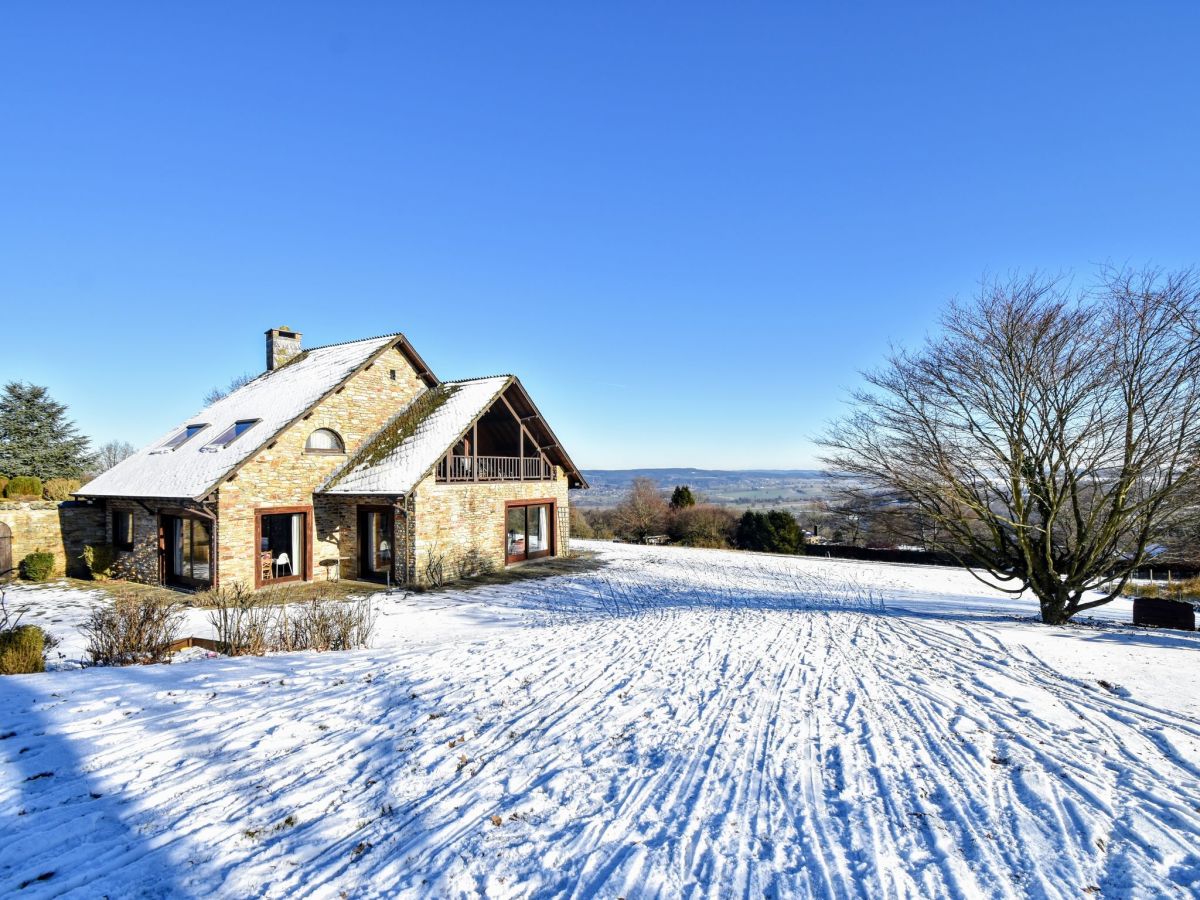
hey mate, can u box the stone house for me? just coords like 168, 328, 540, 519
77, 328, 587, 590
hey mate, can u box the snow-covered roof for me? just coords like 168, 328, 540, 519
78, 335, 396, 500
323, 376, 512, 495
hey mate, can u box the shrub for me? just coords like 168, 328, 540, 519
81, 544, 116, 580
43, 478, 81, 501
0, 476, 7, 496
453, 546, 494, 579
81, 593, 183, 665
569, 506, 594, 539
424, 544, 447, 587
735, 510, 806, 555
207, 583, 275, 655
205, 583, 375, 656
274, 596, 375, 652
5, 476, 43, 500
0, 625, 48, 674
668, 504, 738, 548
20, 552, 55, 582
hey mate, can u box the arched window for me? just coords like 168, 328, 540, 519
305, 428, 345, 454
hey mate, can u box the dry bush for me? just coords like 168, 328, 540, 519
1121, 577, 1200, 602
206, 583, 276, 655
82, 592, 183, 665
274, 596, 376, 652
43, 478, 81, 501
206, 583, 375, 656
424, 544, 447, 587
453, 546, 494, 580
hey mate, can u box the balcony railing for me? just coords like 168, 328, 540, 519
436, 455, 554, 483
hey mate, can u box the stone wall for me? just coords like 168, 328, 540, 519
409, 469, 571, 585
312, 493, 411, 582
100, 498, 215, 586
0, 500, 105, 578
215, 345, 427, 588
105, 499, 162, 583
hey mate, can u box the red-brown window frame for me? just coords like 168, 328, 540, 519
254, 505, 313, 588
503, 498, 557, 565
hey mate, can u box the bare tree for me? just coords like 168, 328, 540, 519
94, 439, 136, 473
204, 372, 255, 406
821, 269, 1200, 624
612, 477, 670, 543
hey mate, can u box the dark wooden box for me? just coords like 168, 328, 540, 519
1132, 597, 1196, 631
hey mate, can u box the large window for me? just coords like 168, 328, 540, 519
256, 508, 308, 586
505, 501, 555, 564
113, 510, 134, 551
164, 515, 212, 588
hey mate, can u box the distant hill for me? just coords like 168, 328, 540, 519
575, 468, 850, 511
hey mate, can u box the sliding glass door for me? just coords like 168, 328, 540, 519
358, 506, 394, 582
505, 501, 554, 564
163, 515, 213, 589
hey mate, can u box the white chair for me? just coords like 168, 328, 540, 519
274, 552, 292, 577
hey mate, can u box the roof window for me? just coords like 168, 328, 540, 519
163, 424, 208, 450
205, 419, 260, 449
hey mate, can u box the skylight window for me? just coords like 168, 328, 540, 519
163, 424, 208, 450
205, 419, 260, 449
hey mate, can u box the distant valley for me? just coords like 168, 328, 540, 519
575, 468, 850, 512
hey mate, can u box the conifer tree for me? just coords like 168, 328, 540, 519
669, 485, 696, 509
0, 382, 94, 480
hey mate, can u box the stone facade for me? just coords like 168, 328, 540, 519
409, 469, 571, 585
214, 345, 426, 588
63, 341, 580, 592
101, 498, 214, 585
0, 500, 105, 578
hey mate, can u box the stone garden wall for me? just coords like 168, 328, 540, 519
0, 500, 105, 578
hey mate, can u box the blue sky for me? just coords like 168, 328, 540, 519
3, 3, 1199, 469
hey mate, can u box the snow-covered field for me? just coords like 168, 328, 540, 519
3, 541, 1199, 898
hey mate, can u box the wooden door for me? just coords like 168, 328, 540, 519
0, 521, 11, 577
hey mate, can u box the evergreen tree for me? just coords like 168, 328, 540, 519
669, 485, 696, 509
0, 382, 94, 480
735, 509, 805, 554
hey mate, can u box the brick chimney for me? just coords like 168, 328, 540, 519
266, 327, 302, 371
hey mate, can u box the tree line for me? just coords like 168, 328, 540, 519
573, 478, 808, 555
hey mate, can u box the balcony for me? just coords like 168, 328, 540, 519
436, 455, 554, 483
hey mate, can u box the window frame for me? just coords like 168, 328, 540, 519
304, 428, 346, 455
160, 514, 213, 589
113, 509, 134, 551
163, 423, 208, 450
205, 418, 261, 450
254, 505, 312, 588
503, 498, 557, 565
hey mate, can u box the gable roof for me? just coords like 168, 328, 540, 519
321, 376, 510, 495
322, 375, 588, 495
78, 334, 428, 500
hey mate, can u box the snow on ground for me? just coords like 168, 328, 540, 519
2, 541, 1200, 898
